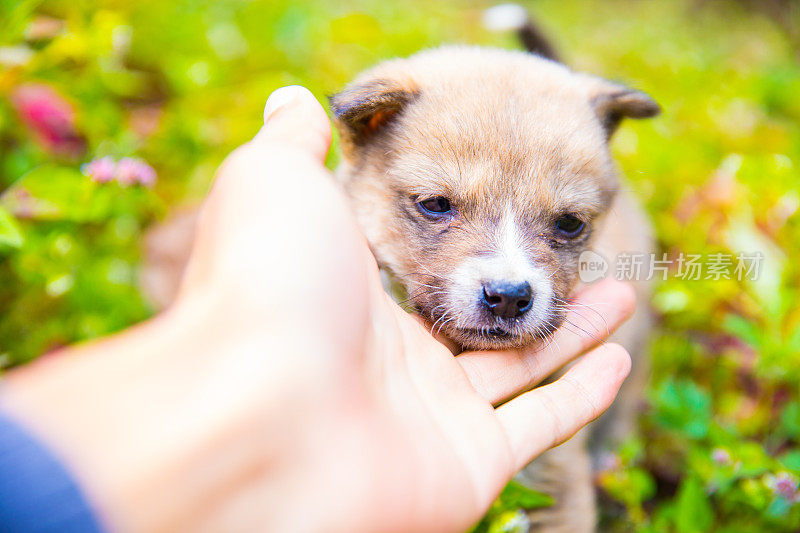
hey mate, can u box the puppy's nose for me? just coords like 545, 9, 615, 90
482, 281, 533, 318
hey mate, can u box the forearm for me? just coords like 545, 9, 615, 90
0, 293, 271, 532
0, 288, 383, 533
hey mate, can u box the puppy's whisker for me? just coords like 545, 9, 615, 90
561, 317, 603, 342
430, 307, 455, 336
437, 313, 457, 336
396, 289, 441, 307
568, 309, 609, 338
553, 298, 610, 338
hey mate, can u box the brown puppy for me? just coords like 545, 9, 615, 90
331, 45, 657, 531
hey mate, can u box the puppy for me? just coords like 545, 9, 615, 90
330, 30, 658, 533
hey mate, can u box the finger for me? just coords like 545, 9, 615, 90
496, 342, 631, 472
180, 87, 349, 299
412, 315, 461, 355
253, 85, 332, 162
457, 278, 635, 405
188, 85, 335, 255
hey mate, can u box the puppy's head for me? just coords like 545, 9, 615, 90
332, 47, 658, 349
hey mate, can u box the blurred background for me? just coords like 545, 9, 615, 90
1, 0, 799, 531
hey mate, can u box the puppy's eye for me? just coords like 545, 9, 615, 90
555, 214, 585, 237
417, 196, 452, 216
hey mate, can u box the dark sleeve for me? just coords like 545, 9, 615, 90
0, 412, 105, 533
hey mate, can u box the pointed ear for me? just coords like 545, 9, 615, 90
581, 76, 660, 137
329, 79, 418, 155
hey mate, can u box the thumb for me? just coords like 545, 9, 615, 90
253, 85, 332, 163
177, 86, 334, 296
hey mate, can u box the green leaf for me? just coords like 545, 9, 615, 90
601, 467, 657, 507
497, 480, 554, 510
722, 314, 762, 349
0, 206, 23, 248
0, 166, 108, 222
469, 482, 550, 533
652, 380, 712, 439
675, 477, 714, 533
780, 450, 800, 475
486, 510, 529, 533
779, 402, 800, 440
734, 442, 772, 477
766, 496, 792, 519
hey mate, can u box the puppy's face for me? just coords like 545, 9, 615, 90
333, 48, 657, 349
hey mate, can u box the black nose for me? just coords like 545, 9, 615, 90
482, 281, 533, 319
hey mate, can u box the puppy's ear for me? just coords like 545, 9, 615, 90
581, 76, 660, 137
330, 79, 418, 156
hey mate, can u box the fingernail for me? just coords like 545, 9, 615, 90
263, 86, 302, 124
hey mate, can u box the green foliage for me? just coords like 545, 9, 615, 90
0, 162, 160, 361
0, 206, 24, 249
1, 0, 799, 529
674, 477, 714, 533
651, 380, 713, 440
470, 480, 553, 533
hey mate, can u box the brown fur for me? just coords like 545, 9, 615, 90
332, 47, 656, 350
332, 46, 658, 531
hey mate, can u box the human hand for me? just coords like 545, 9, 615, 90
0, 86, 634, 533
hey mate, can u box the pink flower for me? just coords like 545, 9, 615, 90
767, 472, 799, 502
114, 157, 139, 186
115, 157, 157, 187
132, 159, 157, 187
82, 156, 158, 187
11, 83, 85, 158
82, 156, 117, 183
597, 452, 621, 472
711, 448, 731, 466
